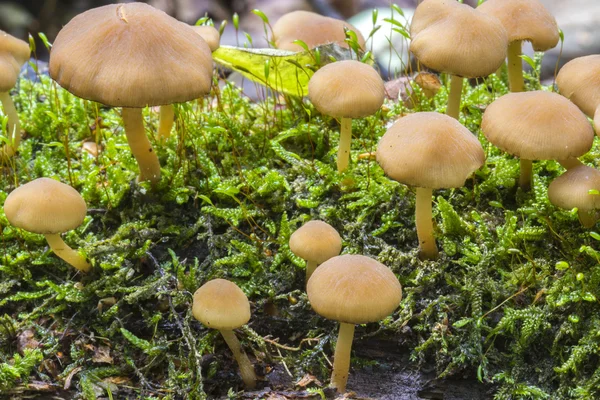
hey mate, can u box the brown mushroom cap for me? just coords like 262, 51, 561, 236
481, 91, 594, 161
0, 30, 30, 66
376, 112, 485, 189
556, 55, 600, 119
307, 254, 402, 325
192, 279, 250, 330
308, 60, 384, 119
272, 11, 365, 52
192, 25, 220, 52
289, 220, 342, 264
4, 178, 87, 234
49, 3, 213, 108
548, 165, 600, 212
478, 0, 559, 51
410, 0, 508, 78
0, 31, 30, 92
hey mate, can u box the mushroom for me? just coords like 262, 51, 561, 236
49, 3, 213, 184
0, 30, 30, 158
307, 254, 402, 393
376, 112, 485, 260
289, 220, 342, 281
548, 165, 600, 228
481, 91, 594, 191
478, 0, 559, 93
192, 25, 220, 52
3, 178, 90, 272
192, 279, 257, 388
308, 60, 385, 172
410, 0, 508, 119
556, 55, 600, 134
272, 10, 365, 52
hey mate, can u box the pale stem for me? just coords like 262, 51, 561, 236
0, 91, 21, 158
519, 159, 533, 191
122, 108, 161, 184
330, 322, 355, 393
558, 158, 584, 170
44, 233, 91, 272
415, 187, 438, 260
446, 75, 463, 120
507, 41, 524, 93
306, 259, 318, 282
158, 104, 175, 142
219, 329, 257, 389
578, 210, 598, 228
337, 117, 352, 172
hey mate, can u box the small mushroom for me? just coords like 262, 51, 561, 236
192, 279, 257, 388
3, 178, 90, 272
307, 254, 402, 393
308, 60, 385, 172
548, 165, 600, 228
289, 220, 342, 281
192, 25, 220, 52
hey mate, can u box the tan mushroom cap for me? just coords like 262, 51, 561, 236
4, 178, 87, 234
308, 60, 384, 119
49, 3, 213, 108
478, 0, 559, 52
307, 255, 402, 325
377, 112, 485, 189
192, 25, 220, 52
556, 55, 600, 119
192, 279, 250, 330
410, 0, 508, 78
548, 165, 600, 212
273, 11, 365, 52
0, 31, 30, 92
289, 220, 342, 264
481, 91, 594, 160
0, 30, 30, 66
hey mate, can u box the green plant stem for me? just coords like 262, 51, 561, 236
446, 75, 463, 120
219, 329, 257, 389
578, 210, 598, 228
0, 91, 20, 158
507, 41, 524, 93
331, 322, 355, 393
519, 159, 533, 191
44, 233, 91, 272
306, 260, 318, 282
558, 158, 584, 170
416, 187, 438, 260
122, 108, 161, 184
158, 104, 175, 142
337, 117, 352, 172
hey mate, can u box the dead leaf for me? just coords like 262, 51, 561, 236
92, 345, 114, 364
296, 373, 322, 387
17, 329, 40, 355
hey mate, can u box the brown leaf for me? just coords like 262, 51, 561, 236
92, 345, 114, 364
17, 329, 40, 355
296, 373, 322, 388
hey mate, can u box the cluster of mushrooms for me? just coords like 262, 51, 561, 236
2, 0, 600, 394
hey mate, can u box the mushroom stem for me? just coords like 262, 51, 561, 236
306, 260, 318, 281
331, 322, 355, 393
594, 106, 600, 134
445, 75, 463, 120
44, 233, 91, 272
219, 329, 257, 389
0, 91, 21, 158
578, 210, 598, 228
337, 117, 352, 172
158, 104, 175, 142
558, 158, 584, 170
507, 40, 524, 93
519, 159, 533, 191
122, 108, 161, 184
415, 187, 438, 260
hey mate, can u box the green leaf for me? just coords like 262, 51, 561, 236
520, 54, 536, 71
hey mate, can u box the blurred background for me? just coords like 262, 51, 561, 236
1, 0, 598, 80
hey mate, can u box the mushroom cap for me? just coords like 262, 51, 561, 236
307, 254, 402, 325
410, 0, 508, 78
477, 0, 559, 51
481, 91, 594, 161
376, 112, 485, 189
556, 55, 600, 119
192, 279, 250, 330
272, 11, 366, 52
4, 178, 87, 234
0, 30, 30, 91
308, 60, 385, 119
192, 25, 220, 52
0, 30, 30, 66
49, 3, 213, 108
548, 165, 600, 212
289, 220, 342, 264
0, 54, 20, 92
